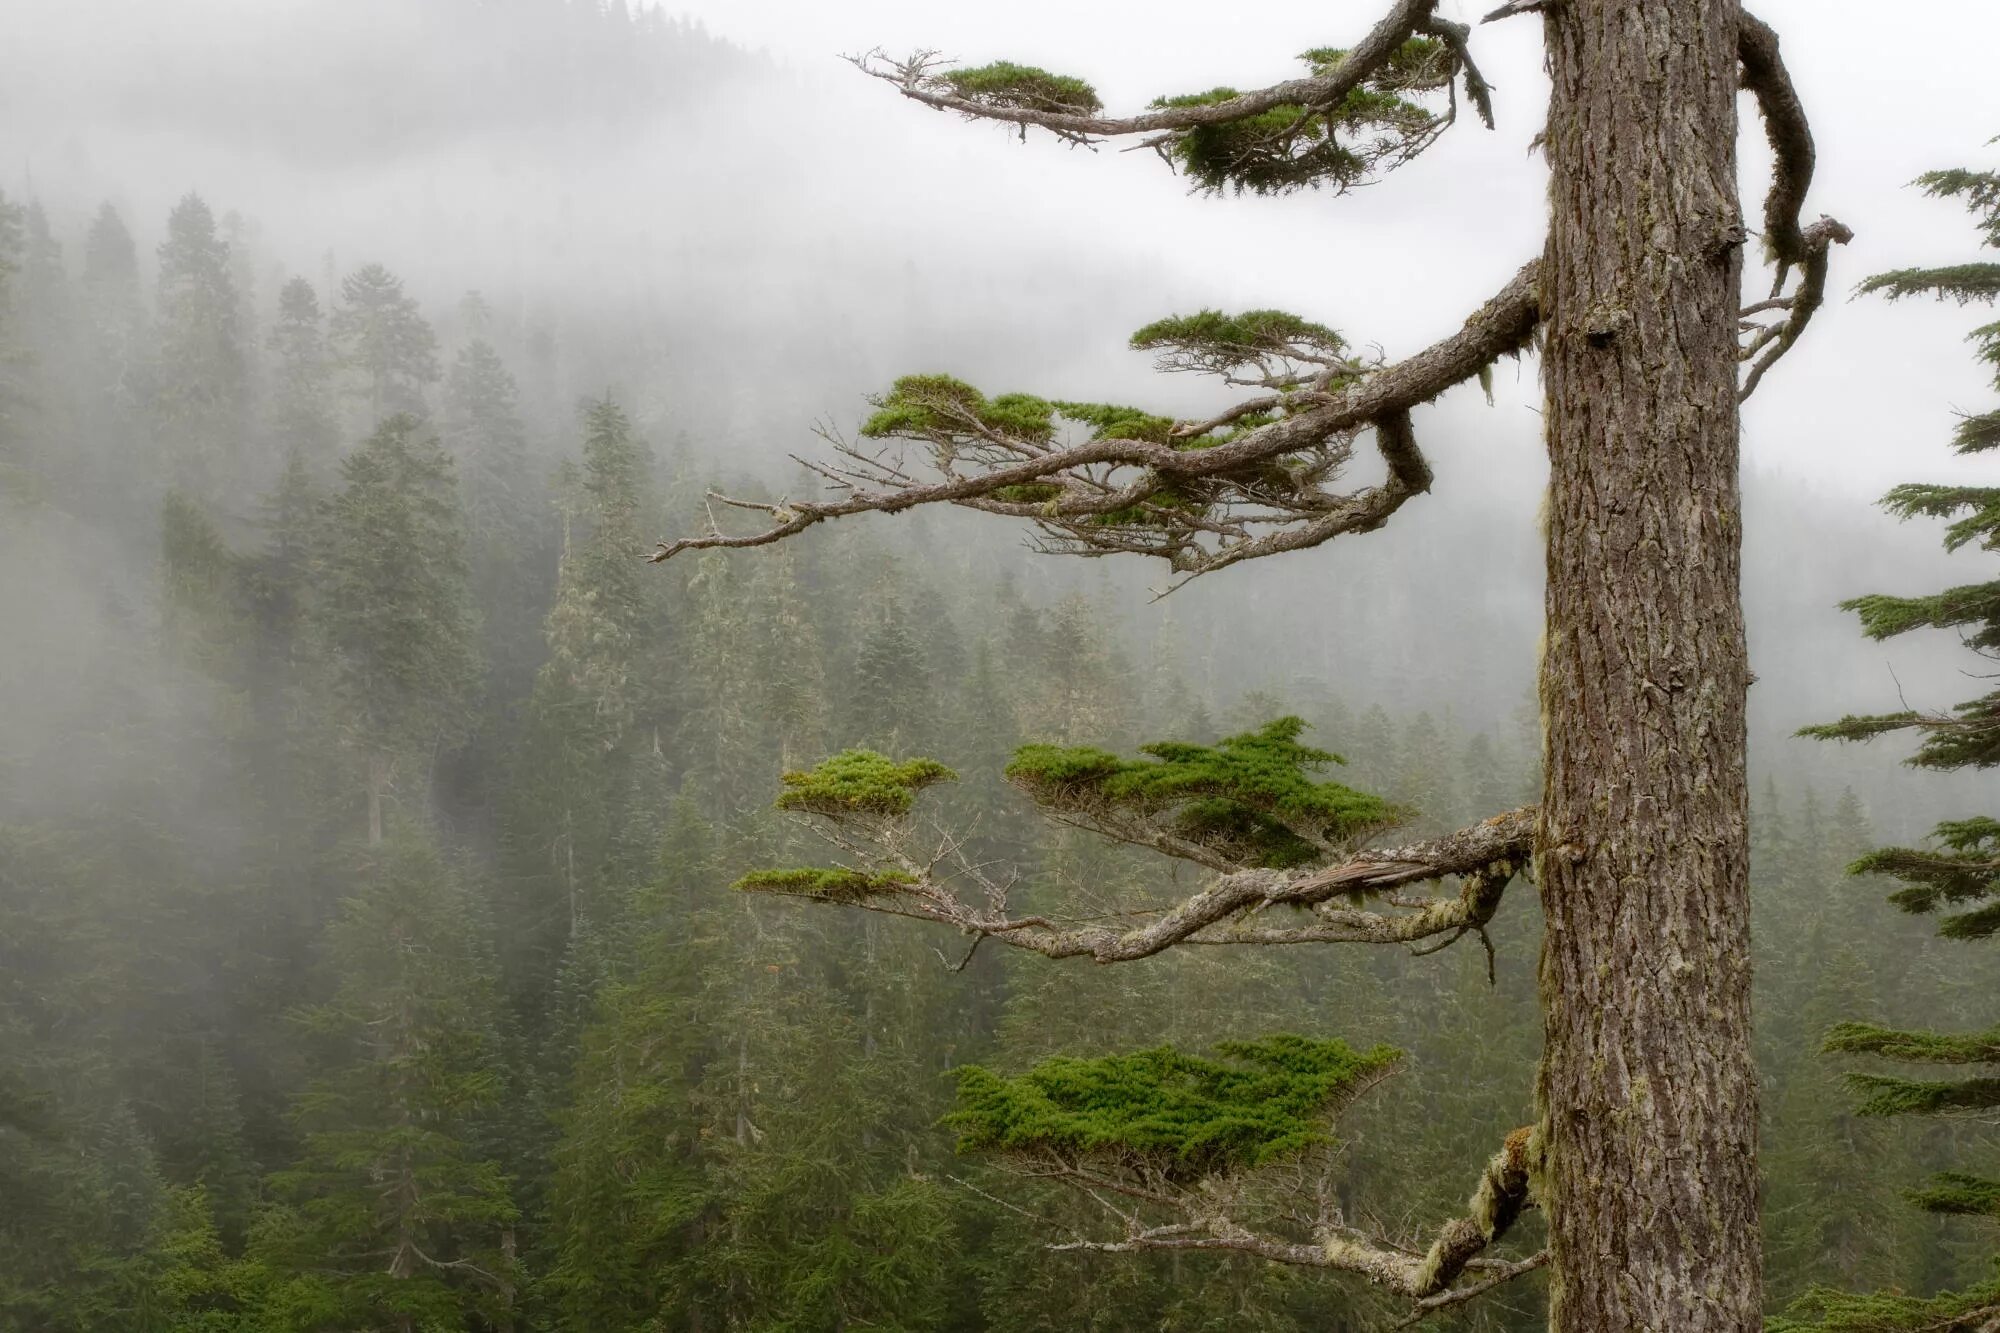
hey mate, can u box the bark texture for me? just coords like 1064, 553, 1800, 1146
1537, 2, 1759, 1329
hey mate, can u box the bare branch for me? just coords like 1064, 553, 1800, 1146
1738, 12, 1814, 273
1039, 1125, 1539, 1314
1739, 215, 1854, 402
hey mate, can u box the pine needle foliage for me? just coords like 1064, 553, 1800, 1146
771, 749, 956, 818
939, 61, 1103, 115
733, 866, 917, 903
1793, 146, 2000, 1330
943, 1034, 1401, 1184
1149, 41, 1447, 196
1129, 308, 1347, 376
1005, 716, 1398, 868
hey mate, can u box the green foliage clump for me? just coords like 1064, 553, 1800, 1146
1906, 1171, 2000, 1220
944, 1034, 1400, 1183
733, 866, 917, 903
860, 374, 1056, 443
772, 749, 956, 818
1824, 1021, 2000, 1065
1130, 308, 1346, 369
1048, 400, 1177, 444
1148, 41, 1445, 195
1005, 717, 1398, 867
1771, 1278, 2000, 1333
1847, 819, 2000, 935
1842, 1073, 2000, 1118
939, 62, 1102, 115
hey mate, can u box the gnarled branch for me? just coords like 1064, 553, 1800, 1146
747, 806, 1535, 964
652, 263, 1541, 576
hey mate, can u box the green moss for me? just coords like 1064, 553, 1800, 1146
991, 483, 1064, 505
1005, 717, 1399, 867
943, 1034, 1401, 1183
772, 750, 957, 818
940, 62, 1102, 116
733, 866, 917, 903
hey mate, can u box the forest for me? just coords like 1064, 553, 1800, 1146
3, 0, 1999, 1329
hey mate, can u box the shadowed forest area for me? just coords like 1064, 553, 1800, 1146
4, 1, 2000, 1330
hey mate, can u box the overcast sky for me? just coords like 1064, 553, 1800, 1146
658, 0, 2000, 492
4, 0, 1996, 497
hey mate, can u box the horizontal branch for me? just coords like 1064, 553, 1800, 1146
857, 0, 1441, 142
651, 263, 1541, 569
1047, 1124, 1539, 1314
747, 807, 1535, 964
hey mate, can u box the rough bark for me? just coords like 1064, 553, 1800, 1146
1537, 2, 1759, 1328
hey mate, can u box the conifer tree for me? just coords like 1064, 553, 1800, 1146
1786, 145, 2000, 1331
154, 193, 247, 491
330, 263, 440, 425
318, 414, 480, 844
0, 191, 29, 487
253, 835, 520, 1332
649, 5, 1853, 1320
267, 277, 337, 464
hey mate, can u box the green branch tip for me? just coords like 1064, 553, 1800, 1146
773, 750, 957, 818
943, 1034, 1402, 1184
733, 867, 918, 903
938, 62, 1102, 116
1004, 717, 1399, 869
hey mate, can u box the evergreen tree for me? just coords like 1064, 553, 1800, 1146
318, 414, 480, 844
267, 277, 337, 464
154, 193, 246, 492
1787, 146, 2000, 1330
253, 835, 520, 1332
330, 263, 440, 425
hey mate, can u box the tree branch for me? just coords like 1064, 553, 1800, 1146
651, 263, 1541, 572
851, 0, 1442, 142
1042, 1124, 1539, 1312
746, 807, 1534, 964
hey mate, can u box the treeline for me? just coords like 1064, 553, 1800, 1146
0, 180, 1993, 1331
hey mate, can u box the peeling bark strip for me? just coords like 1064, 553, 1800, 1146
1538, 1, 1760, 1328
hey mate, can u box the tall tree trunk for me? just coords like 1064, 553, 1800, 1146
1537, 2, 1759, 1329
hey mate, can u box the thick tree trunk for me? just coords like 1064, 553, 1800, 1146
1537, 2, 1759, 1329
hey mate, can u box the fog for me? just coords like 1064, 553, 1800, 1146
2, 2, 1997, 1328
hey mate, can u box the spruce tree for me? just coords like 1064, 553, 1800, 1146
648, 5, 1855, 1320
1786, 145, 2000, 1331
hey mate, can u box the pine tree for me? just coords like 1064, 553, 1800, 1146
318, 414, 480, 844
1786, 145, 2000, 1330
330, 263, 440, 426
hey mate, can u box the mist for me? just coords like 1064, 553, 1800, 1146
3, 1, 1998, 1328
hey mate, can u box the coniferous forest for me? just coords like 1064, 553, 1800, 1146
4, 1, 2000, 1329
